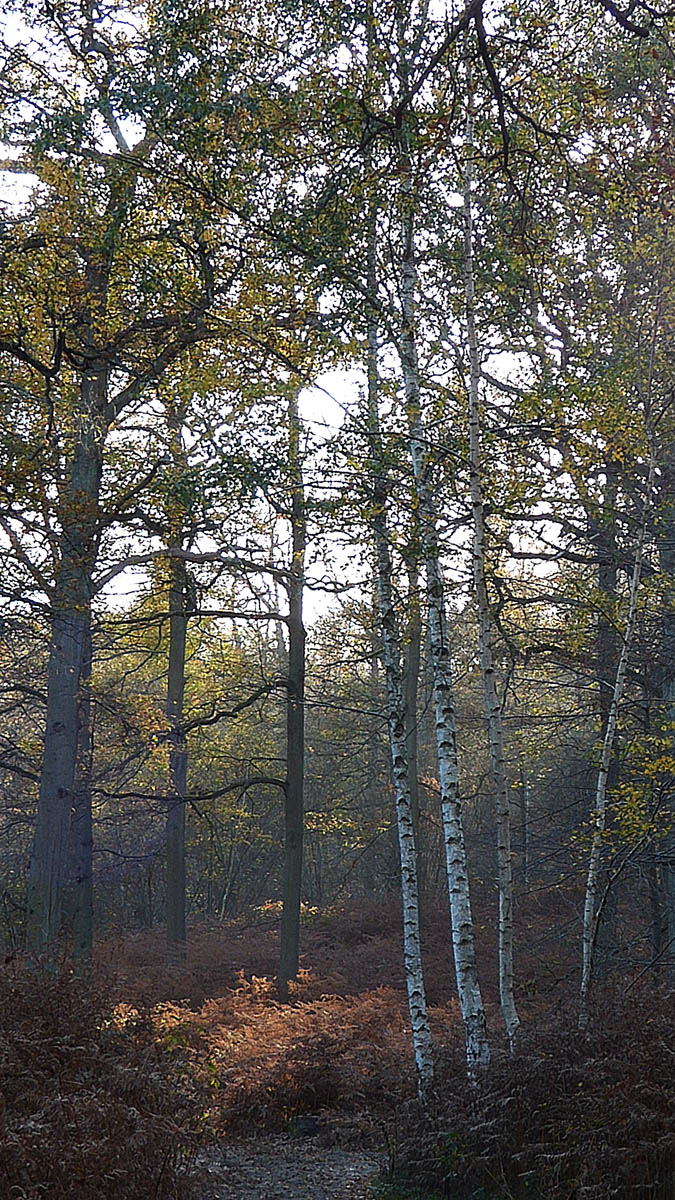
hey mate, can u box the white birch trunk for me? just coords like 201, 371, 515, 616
367, 202, 434, 1101
398, 170, 489, 1072
579, 448, 655, 1025
462, 84, 520, 1050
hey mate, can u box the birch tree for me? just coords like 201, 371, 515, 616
366, 196, 434, 1101
462, 68, 519, 1049
384, 0, 489, 1070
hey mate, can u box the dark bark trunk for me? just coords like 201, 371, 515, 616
648, 863, 669, 975
590, 461, 621, 975
518, 766, 529, 889
657, 447, 675, 979
166, 551, 188, 961
26, 366, 106, 960
279, 388, 306, 1002
65, 619, 94, 967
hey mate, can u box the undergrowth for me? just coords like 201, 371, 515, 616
2, 897, 672, 1199
390, 987, 675, 1200
0, 968, 204, 1200
149, 973, 438, 1136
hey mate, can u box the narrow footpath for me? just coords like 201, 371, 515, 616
198, 1135, 385, 1199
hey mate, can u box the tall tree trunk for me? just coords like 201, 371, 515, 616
166, 550, 188, 961
580, 449, 654, 1025
403, 557, 423, 891
25, 366, 106, 959
462, 83, 519, 1050
595, 463, 621, 753
279, 387, 306, 1001
647, 862, 669, 976
66, 618, 94, 966
657, 447, 675, 979
518, 766, 530, 890
590, 460, 621, 973
367, 202, 434, 1100
397, 146, 489, 1072
164, 402, 191, 963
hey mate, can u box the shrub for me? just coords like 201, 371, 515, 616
0, 966, 204, 1200
157, 977, 419, 1135
391, 988, 675, 1199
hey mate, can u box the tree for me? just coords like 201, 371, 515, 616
462, 61, 519, 1048
1, 2, 214, 956
279, 384, 307, 1000
366, 189, 434, 1100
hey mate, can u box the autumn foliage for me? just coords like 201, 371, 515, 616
0, 969, 202, 1200
394, 987, 675, 1199
1, 899, 674, 1198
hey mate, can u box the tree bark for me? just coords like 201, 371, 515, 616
166, 550, 188, 961
580, 448, 654, 1025
367, 203, 434, 1100
279, 387, 306, 1001
462, 84, 519, 1050
518, 766, 530, 890
397, 149, 490, 1071
66, 618, 94, 967
403, 557, 423, 891
656, 447, 675, 980
590, 460, 621, 974
25, 365, 106, 960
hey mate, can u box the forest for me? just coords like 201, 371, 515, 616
0, 0, 674, 1195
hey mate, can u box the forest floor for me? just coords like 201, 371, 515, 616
196, 1135, 385, 1199
94, 887, 571, 1199
4, 889, 673, 1200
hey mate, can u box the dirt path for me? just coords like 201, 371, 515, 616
198, 1134, 386, 1199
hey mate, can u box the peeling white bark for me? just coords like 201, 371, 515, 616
367, 203, 434, 1101
462, 83, 519, 1050
397, 163, 489, 1071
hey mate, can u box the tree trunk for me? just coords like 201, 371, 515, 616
591, 460, 621, 974
403, 558, 423, 893
647, 863, 669, 976
66, 618, 94, 967
580, 448, 654, 1025
657, 447, 675, 979
397, 157, 490, 1072
25, 366, 106, 960
518, 766, 530, 889
462, 85, 519, 1050
164, 400, 191, 963
166, 550, 188, 961
279, 387, 306, 1001
367, 205, 434, 1100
